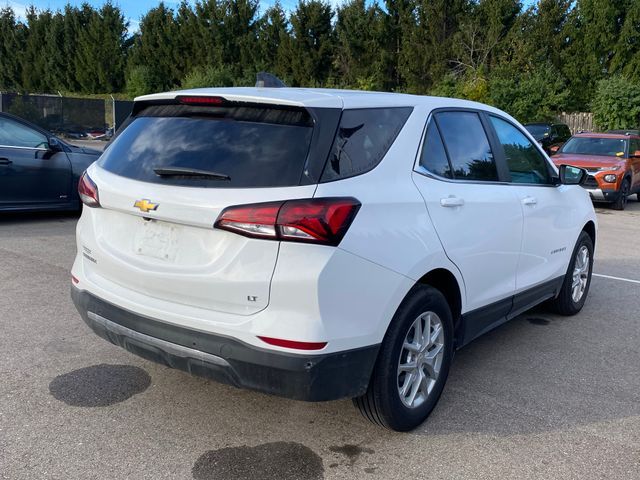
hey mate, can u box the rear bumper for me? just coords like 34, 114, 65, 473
71, 287, 379, 401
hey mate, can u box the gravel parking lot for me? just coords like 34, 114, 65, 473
1, 203, 639, 479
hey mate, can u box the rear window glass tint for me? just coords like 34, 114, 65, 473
99, 104, 314, 188
435, 111, 498, 181
321, 107, 412, 182
419, 121, 452, 178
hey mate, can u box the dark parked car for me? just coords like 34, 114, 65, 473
0, 112, 102, 212
524, 122, 571, 154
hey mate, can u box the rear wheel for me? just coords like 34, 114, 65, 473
612, 178, 630, 210
548, 231, 593, 315
353, 285, 453, 431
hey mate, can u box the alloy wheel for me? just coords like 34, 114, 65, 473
397, 311, 445, 409
571, 245, 590, 303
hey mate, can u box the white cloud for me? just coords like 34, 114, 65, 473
127, 18, 141, 35
2, 1, 28, 19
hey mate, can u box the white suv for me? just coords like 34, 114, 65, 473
71, 88, 596, 431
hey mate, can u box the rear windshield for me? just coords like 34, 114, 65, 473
99, 103, 314, 188
560, 137, 627, 157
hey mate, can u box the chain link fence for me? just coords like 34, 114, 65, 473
0, 92, 133, 139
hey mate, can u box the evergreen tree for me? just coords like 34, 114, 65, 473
561, 0, 629, 109
21, 7, 53, 92
611, 0, 640, 82
400, 0, 469, 93
0, 7, 24, 90
334, 0, 387, 90
289, 0, 335, 87
127, 2, 180, 92
75, 2, 128, 93
257, 2, 291, 82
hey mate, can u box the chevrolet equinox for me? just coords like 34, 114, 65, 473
71, 88, 596, 431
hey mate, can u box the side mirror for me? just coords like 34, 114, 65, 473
549, 145, 560, 154
47, 136, 64, 152
559, 164, 587, 185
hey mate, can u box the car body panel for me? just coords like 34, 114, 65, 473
0, 112, 101, 211
70, 87, 597, 401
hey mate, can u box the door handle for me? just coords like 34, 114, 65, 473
0, 158, 11, 165
440, 196, 465, 208
522, 196, 538, 206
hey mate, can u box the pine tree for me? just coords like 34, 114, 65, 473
334, 0, 387, 90
400, 0, 469, 93
21, 7, 53, 92
0, 7, 24, 90
75, 2, 127, 93
561, 0, 629, 109
611, 0, 640, 82
289, 0, 335, 87
257, 3, 292, 81
127, 2, 181, 92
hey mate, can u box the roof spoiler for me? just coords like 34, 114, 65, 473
255, 72, 286, 88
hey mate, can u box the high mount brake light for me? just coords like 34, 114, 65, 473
176, 95, 225, 106
78, 172, 100, 207
214, 198, 361, 247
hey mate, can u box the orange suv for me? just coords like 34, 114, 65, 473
552, 132, 640, 210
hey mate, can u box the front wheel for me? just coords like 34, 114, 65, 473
353, 285, 454, 431
612, 179, 630, 210
548, 231, 594, 315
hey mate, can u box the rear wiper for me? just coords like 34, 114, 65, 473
153, 167, 231, 181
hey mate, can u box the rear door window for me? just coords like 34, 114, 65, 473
434, 111, 498, 181
321, 107, 413, 182
99, 104, 315, 188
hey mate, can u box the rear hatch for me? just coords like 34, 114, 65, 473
82, 95, 339, 316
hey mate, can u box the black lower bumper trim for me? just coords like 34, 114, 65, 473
71, 287, 379, 401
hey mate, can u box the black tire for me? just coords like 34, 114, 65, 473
636, 192, 640, 202
612, 178, 630, 210
353, 285, 454, 431
548, 231, 594, 316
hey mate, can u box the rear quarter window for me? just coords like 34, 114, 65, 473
321, 107, 413, 182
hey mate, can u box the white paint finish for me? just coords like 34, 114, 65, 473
512, 184, 596, 292
72, 89, 596, 360
80, 163, 317, 316
412, 173, 523, 312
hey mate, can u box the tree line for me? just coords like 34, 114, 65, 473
1, 0, 639, 124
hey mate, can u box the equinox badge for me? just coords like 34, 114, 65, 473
134, 199, 159, 213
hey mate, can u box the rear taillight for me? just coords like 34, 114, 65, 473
78, 171, 100, 207
214, 198, 360, 246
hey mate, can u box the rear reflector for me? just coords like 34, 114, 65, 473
176, 95, 225, 106
71, 275, 79, 285
258, 336, 327, 351
78, 172, 100, 207
214, 198, 360, 246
